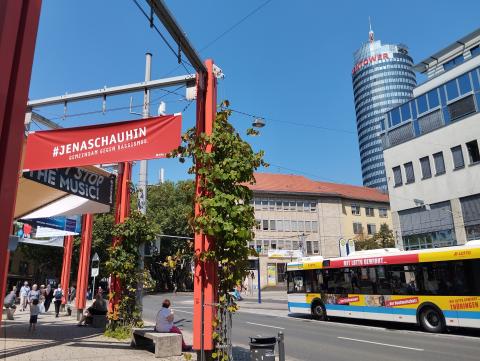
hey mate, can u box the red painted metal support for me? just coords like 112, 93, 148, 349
0, 0, 42, 323
76, 214, 94, 312
193, 59, 217, 352
60, 235, 74, 304
109, 161, 132, 311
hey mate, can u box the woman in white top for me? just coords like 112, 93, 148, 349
155, 299, 188, 350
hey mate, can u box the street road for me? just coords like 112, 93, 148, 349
143, 292, 480, 361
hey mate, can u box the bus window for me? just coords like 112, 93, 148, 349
376, 266, 392, 294
305, 270, 318, 293
287, 270, 305, 293
390, 265, 418, 295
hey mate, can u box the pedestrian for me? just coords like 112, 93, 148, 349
39, 285, 46, 313
68, 285, 76, 303
27, 284, 40, 306
77, 293, 107, 326
155, 299, 189, 351
29, 299, 40, 332
3, 286, 17, 316
44, 284, 53, 312
53, 284, 64, 318
19, 281, 30, 311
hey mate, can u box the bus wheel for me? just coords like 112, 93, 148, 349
311, 301, 326, 321
419, 307, 445, 333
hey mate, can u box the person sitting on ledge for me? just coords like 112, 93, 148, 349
77, 293, 107, 326
155, 299, 190, 351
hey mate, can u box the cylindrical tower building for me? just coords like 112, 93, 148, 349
352, 28, 416, 190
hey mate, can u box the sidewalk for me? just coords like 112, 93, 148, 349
0, 308, 253, 361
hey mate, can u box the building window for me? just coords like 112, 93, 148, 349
466, 140, 480, 164
269, 220, 276, 231
351, 204, 360, 215
306, 241, 312, 255
312, 221, 318, 233
276, 201, 282, 210
269, 200, 275, 210
353, 222, 363, 234
471, 45, 480, 58
289, 201, 296, 211
443, 54, 464, 72
420, 156, 432, 179
404, 162, 415, 183
291, 221, 298, 232
451, 145, 465, 169
282, 201, 289, 211
284, 220, 291, 231
305, 221, 312, 233
261, 200, 269, 210
367, 224, 377, 235
365, 207, 375, 217
433, 152, 446, 175
270, 240, 276, 250
313, 241, 320, 254
255, 219, 261, 230
393, 166, 402, 186
310, 202, 317, 212
379, 208, 388, 218
277, 220, 283, 231
262, 220, 269, 231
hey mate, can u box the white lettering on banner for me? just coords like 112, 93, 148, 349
343, 257, 385, 267
53, 126, 148, 161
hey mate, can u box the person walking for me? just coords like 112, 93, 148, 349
27, 284, 40, 306
19, 281, 30, 311
44, 284, 53, 312
39, 285, 46, 313
29, 299, 40, 332
3, 286, 17, 317
53, 284, 64, 318
68, 285, 76, 304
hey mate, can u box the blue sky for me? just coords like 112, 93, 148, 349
29, 0, 480, 186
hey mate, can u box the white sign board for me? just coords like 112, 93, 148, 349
91, 268, 99, 277
267, 249, 303, 259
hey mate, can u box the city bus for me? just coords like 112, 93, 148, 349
286, 240, 480, 332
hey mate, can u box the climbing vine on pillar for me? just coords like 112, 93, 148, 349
169, 101, 267, 359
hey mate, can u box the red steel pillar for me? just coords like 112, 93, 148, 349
193, 59, 217, 353
75, 214, 93, 318
0, 0, 42, 322
60, 235, 74, 304
109, 161, 132, 311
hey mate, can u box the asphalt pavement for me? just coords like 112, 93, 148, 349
143, 291, 480, 361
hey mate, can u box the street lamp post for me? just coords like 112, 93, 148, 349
299, 233, 306, 257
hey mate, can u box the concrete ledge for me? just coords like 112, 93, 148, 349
132, 328, 182, 358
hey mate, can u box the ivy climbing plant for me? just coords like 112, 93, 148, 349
104, 210, 158, 334
169, 101, 267, 360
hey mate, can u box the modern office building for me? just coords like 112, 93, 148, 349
381, 29, 480, 250
352, 27, 416, 190
248, 173, 391, 288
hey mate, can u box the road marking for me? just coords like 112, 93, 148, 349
337, 337, 424, 351
246, 322, 285, 330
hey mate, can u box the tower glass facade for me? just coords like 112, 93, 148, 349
352, 35, 416, 190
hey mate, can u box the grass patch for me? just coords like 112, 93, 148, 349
104, 325, 131, 340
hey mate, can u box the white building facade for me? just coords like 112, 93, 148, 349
381, 29, 480, 250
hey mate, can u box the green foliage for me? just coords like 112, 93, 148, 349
104, 324, 131, 340
104, 210, 158, 330
355, 223, 395, 250
15, 243, 63, 283
169, 100, 267, 359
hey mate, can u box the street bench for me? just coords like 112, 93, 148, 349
131, 327, 182, 358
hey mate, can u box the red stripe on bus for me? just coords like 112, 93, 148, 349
328, 253, 419, 268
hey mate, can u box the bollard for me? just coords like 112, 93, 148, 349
277, 331, 285, 361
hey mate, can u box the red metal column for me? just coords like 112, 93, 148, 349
109, 161, 132, 311
193, 59, 217, 352
60, 235, 74, 304
75, 215, 93, 315
0, 0, 42, 322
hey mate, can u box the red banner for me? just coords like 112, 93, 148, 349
23, 114, 181, 170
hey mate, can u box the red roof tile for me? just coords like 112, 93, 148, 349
249, 172, 389, 203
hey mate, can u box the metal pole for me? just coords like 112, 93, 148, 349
257, 257, 261, 304
92, 276, 96, 299
136, 52, 152, 317
278, 331, 285, 361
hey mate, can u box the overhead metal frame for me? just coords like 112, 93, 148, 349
147, 0, 207, 74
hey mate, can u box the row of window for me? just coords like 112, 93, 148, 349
287, 259, 480, 296
356, 91, 413, 115
352, 222, 377, 235
353, 76, 416, 99
255, 219, 319, 233
355, 81, 416, 106
350, 205, 388, 217
249, 239, 321, 255
392, 139, 480, 187
352, 62, 413, 88
253, 199, 317, 212
441, 45, 480, 73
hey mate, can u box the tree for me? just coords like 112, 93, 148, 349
15, 243, 63, 284
169, 101, 267, 360
145, 180, 195, 291
355, 223, 395, 250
